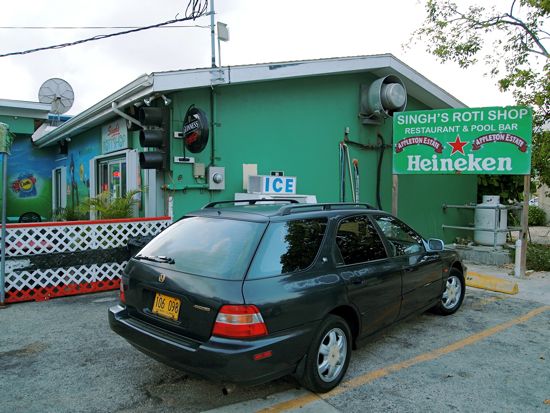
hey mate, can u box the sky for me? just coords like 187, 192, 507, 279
0, 0, 515, 115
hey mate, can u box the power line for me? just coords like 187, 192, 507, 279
0, 25, 210, 30
0, 0, 209, 58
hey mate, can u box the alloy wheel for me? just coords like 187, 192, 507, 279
317, 327, 347, 383
442, 275, 462, 310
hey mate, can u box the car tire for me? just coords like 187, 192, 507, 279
298, 315, 351, 393
431, 268, 465, 316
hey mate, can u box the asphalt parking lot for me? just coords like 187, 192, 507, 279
1, 282, 549, 413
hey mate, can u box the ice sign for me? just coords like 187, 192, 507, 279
248, 175, 297, 195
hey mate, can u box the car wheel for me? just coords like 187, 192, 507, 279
298, 315, 351, 393
432, 268, 465, 315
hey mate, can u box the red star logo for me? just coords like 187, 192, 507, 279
448, 135, 468, 155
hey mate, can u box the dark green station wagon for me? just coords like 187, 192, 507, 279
109, 201, 466, 393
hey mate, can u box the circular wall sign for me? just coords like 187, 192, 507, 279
182, 106, 209, 153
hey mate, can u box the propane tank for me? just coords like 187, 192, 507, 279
474, 195, 507, 246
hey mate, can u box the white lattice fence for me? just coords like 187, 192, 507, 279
4, 217, 171, 303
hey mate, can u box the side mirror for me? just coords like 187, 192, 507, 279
427, 238, 444, 251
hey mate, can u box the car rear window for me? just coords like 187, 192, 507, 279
138, 216, 266, 280
247, 218, 328, 279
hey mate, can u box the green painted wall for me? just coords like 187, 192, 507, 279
166, 73, 476, 242
0, 115, 35, 135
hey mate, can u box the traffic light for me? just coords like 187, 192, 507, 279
138, 106, 170, 170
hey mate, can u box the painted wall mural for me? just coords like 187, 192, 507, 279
5, 135, 56, 220
65, 133, 100, 210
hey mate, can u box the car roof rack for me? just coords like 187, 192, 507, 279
202, 199, 299, 209
279, 202, 375, 215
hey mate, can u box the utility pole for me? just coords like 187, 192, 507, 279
0, 122, 13, 307
210, 0, 216, 67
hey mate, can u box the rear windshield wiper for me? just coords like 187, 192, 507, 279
134, 255, 175, 264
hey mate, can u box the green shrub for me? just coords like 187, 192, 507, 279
528, 205, 547, 226
526, 243, 550, 271
80, 190, 140, 219
52, 207, 88, 221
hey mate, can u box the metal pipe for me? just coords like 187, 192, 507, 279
441, 224, 521, 232
339, 143, 345, 202
210, 0, 216, 67
345, 145, 355, 202
165, 183, 209, 191
442, 203, 522, 210
111, 102, 142, 129
1, 153, 8, 305
353, 159, 359, 203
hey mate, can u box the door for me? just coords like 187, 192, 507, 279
373, 215, 443, 318
52, 166, 67, 213
334, 215, 402, 336
98, 157, 127, 198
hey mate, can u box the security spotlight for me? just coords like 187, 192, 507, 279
143, 96, 153, 106
161, 95, 172, 106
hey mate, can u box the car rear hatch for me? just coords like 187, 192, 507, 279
122, 215, 267, 343
124, 260, 244, 342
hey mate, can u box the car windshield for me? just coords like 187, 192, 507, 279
138, 216, 266, 280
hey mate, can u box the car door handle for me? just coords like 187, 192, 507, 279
350, 276, 364, 285
404, 266, 417, 273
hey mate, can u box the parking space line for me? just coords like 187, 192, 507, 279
257, 305, 550, 413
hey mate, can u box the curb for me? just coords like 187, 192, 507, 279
466, 271, 519, 295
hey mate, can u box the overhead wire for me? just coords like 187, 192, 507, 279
0, 0, 209, 58
0, 25, 210, 30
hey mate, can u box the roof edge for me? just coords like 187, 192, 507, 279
0, 98, 51, 119
35, 73, 153, 147
38, 54, 466, 146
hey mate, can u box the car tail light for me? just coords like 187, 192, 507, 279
119, 279, 126, 304
212, 305, 268, 338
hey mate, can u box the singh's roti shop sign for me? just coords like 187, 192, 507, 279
392, 106, 532, 175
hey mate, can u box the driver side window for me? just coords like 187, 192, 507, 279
374, 215, 424, 256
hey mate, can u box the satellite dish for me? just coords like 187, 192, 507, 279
38, 78, 74, 114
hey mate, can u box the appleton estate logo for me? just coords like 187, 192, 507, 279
395, 136, 443, 153
471, 133, 528, 152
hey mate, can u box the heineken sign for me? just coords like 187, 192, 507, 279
393, 106, 532, 175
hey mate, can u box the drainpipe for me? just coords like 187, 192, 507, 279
210, 87, 216, 167
209, 0, 217, 167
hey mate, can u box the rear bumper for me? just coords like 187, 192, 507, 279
109, 305, 316, 385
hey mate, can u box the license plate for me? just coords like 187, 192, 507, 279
152, 293, 181, 321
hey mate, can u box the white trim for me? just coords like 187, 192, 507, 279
35, 74, 153, 147
0, 98, 51, 110
89, 149, 141, 218
127, 149, 139, 192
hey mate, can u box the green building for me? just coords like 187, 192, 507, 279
25, 55, 475, 241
